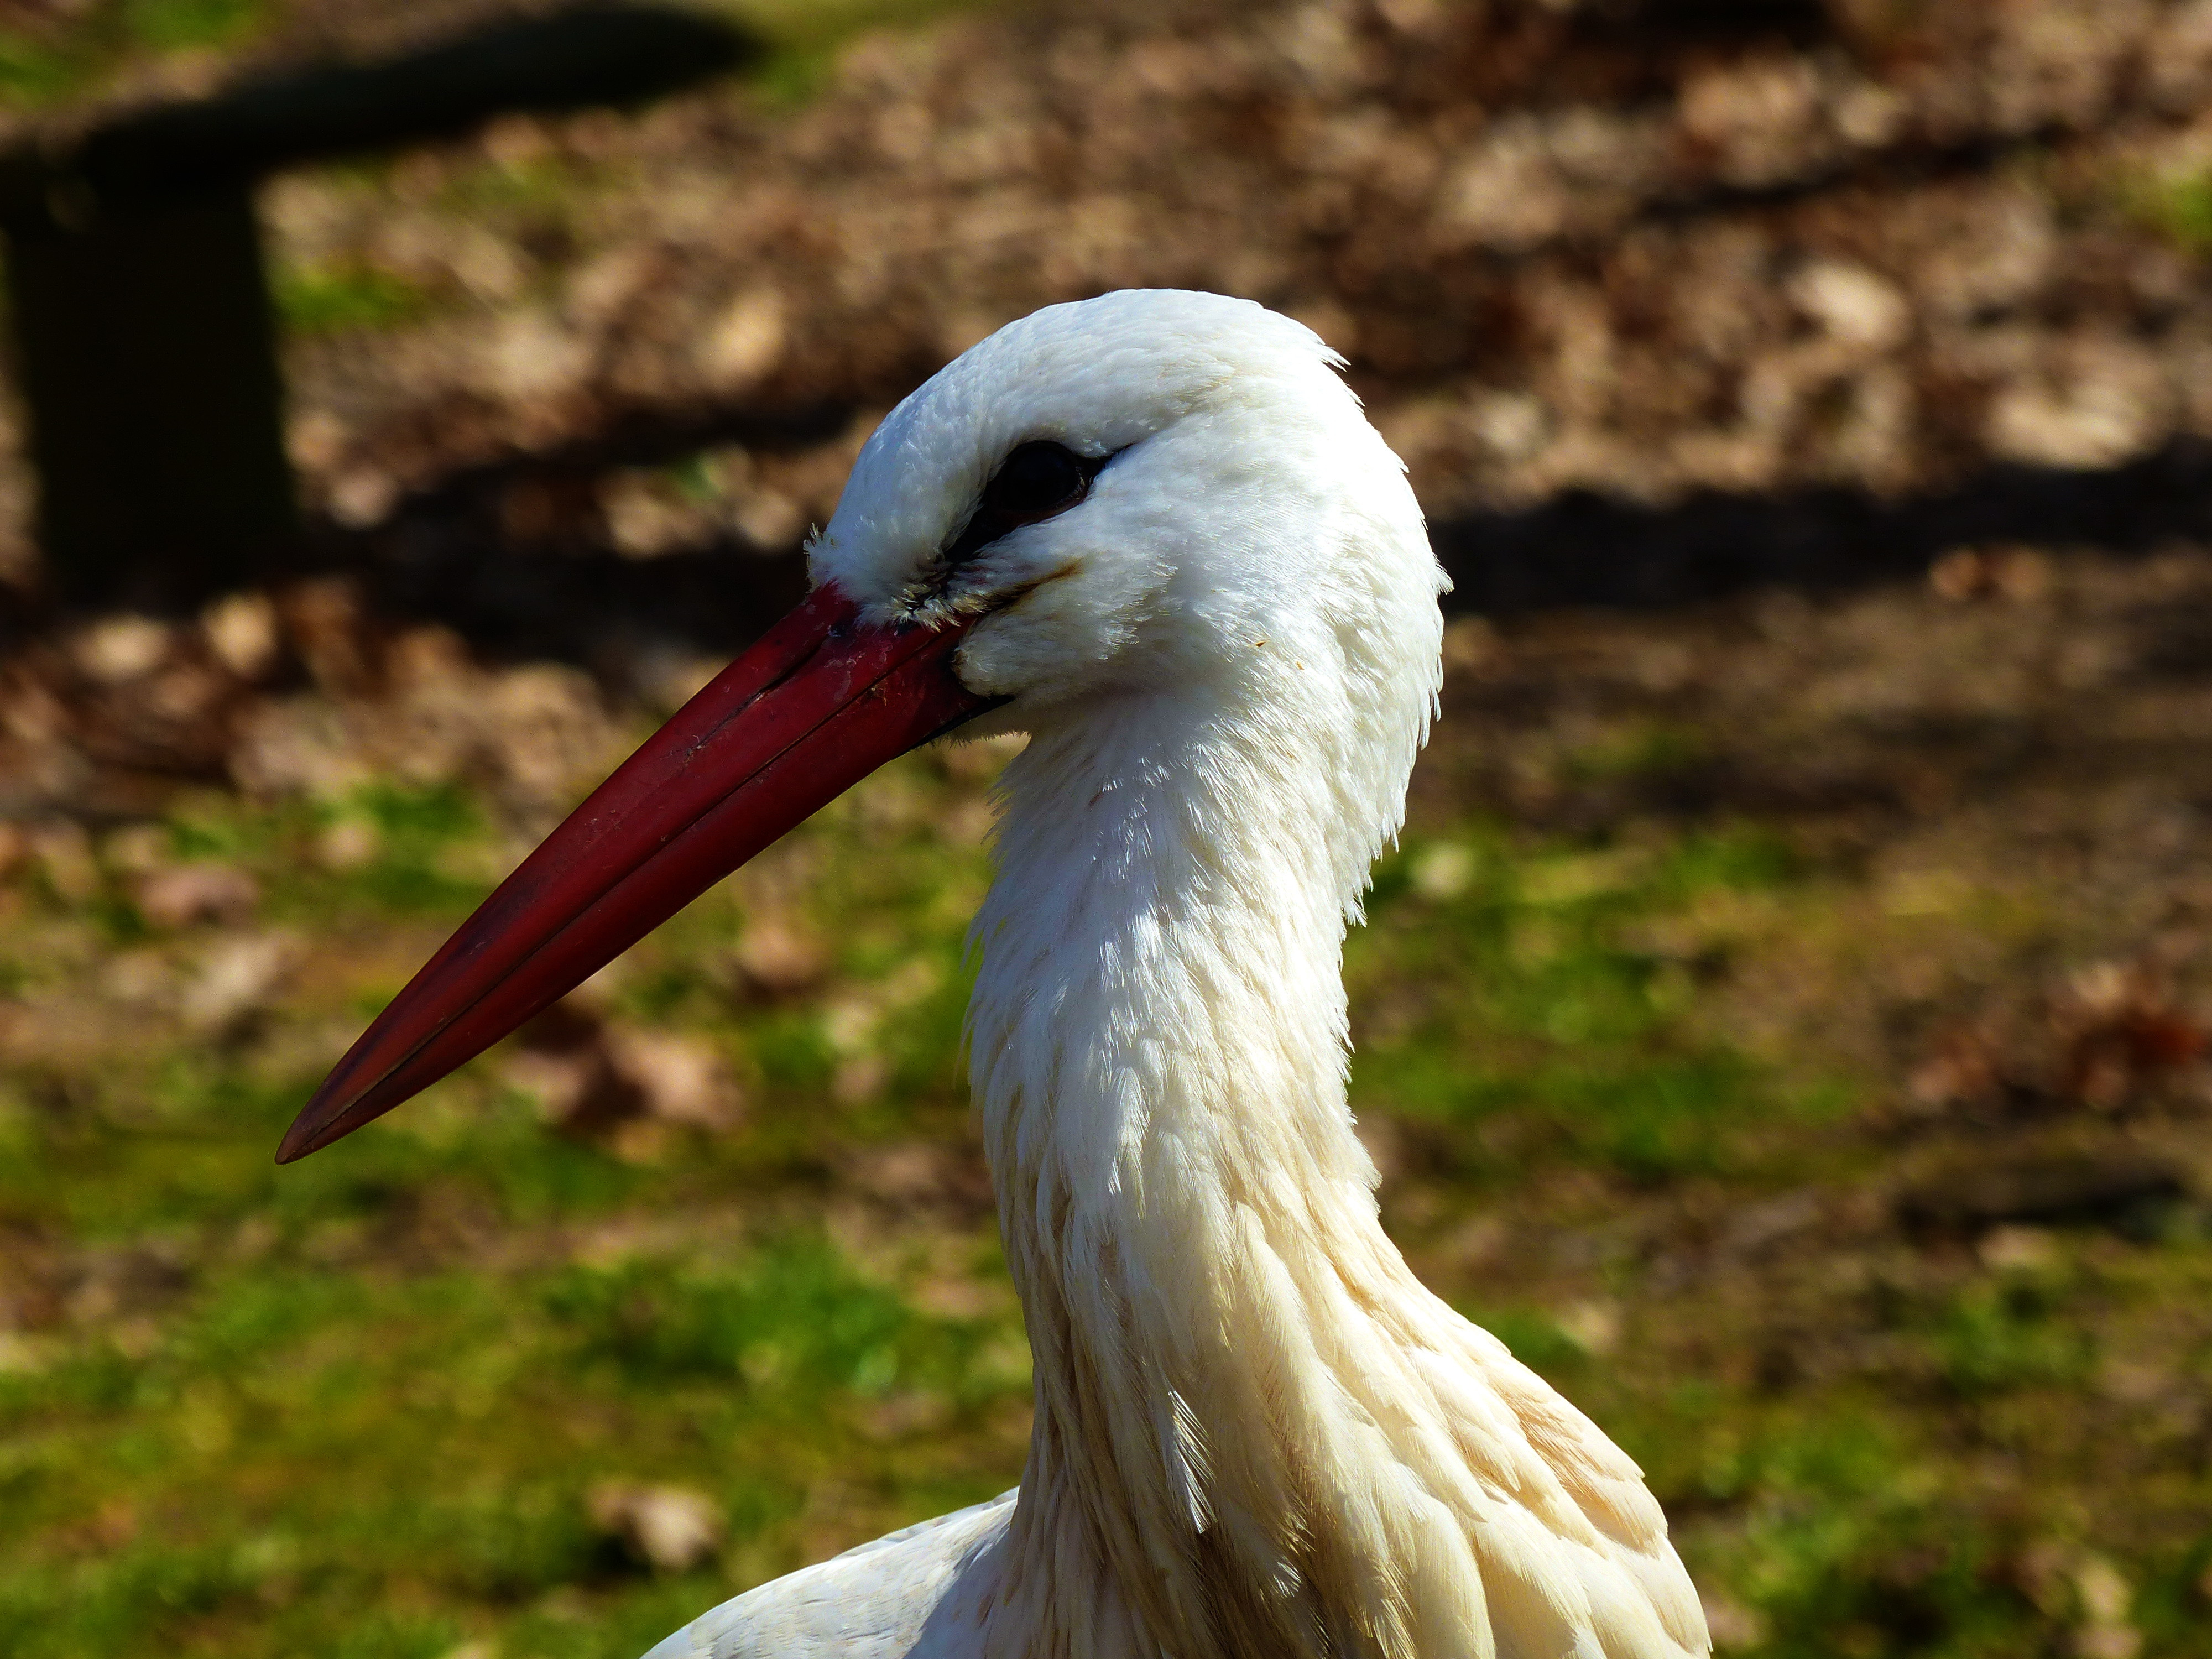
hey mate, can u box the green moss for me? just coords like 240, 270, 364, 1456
723, 0, 1004, 107
543, 1240, 988, 1399
1931, 1280, 2096, 1397
2126, 168, 2212, 256
1460, 1305, 1591, 1374
1563, 721, 1712, 783
119, 0, 263, 53
275, 265, 440, 338
0, 33, 87, 106
0, 0, 272, 113
1350, 823, 1808, 1180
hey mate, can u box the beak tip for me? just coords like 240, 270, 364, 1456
276, 1094, 346, 1164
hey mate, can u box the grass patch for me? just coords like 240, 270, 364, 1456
0, 1233, 1025, 1659
3, 725, 2202, 1656
0, 0, 271, 112
2124, 166, 2212, 257
120, 0, 262, 54
719, 0, 1005, 105
275, 265, 441, 338
1351, 823, 1809, 1181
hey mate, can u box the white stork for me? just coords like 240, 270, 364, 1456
279, 289, 1710, 1659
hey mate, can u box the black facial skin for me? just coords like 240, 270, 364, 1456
941, 440, 1112, 567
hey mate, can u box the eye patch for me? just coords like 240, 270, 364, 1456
940, 440, 1113, 568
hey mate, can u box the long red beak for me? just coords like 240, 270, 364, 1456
276, 584, 995, 1164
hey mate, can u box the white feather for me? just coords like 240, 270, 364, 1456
647, 290, 1709, 1659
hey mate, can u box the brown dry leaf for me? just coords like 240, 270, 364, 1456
27, 821, 98, 902
840, 1141, 992, 1215
586, 1481, 724, 1574
181, 933, 298, 1033
2055, 963, 2207, 1113
508, 1001, 740, 1140
855, 1391, 953, 1444
604, 1027, 743, 1132
135, 863, 259, 930
729, 915, 828, 1000
201, 593, 281, 682
71, 618, 174, 686
1928, 546, 2053, 604
1905, 1025, 2006, 1115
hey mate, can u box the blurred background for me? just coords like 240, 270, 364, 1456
3, 0, 2212, 1655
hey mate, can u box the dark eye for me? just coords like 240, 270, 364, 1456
986, 441, 1087, 518
938, 439, 1109, 568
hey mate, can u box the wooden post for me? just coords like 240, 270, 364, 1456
0, 3, 756, 612
8, 187, 293, 609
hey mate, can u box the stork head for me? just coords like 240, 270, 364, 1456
814, 288, 1433, 735
277, 289, 1437, 1163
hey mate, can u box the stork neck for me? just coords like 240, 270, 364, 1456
966, 682, 1418, 1658
972, 682, 1385, 1240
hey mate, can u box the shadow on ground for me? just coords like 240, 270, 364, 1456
258, 429, 2212, 667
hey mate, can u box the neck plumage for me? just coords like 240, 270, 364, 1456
969, 676, 1389, 1658
959, 672, 1706, 1659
